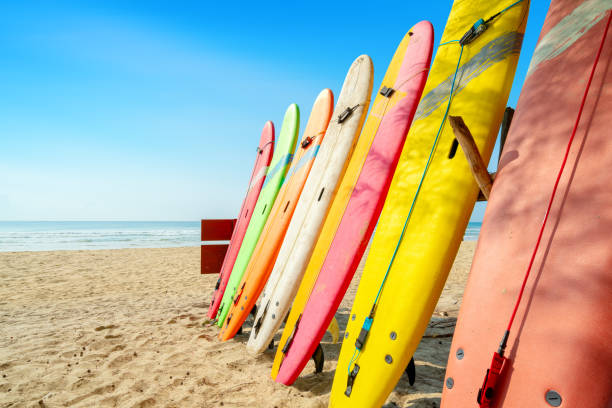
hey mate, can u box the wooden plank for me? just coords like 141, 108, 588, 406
449, 116, 494, 200
201, 244, 229, 275
200, 219, 236, 274
201, 219, 236, 241
476, 172, 497, 201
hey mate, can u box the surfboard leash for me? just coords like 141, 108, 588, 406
344, 35, 465, 401
476, 9, 611, 408
344, 0, 527, 397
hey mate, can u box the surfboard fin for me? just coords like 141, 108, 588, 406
327, 317, 340, 344
252, 301, 269, 337
404, 357, 416, 386
233, 283, 245, 305
311, 343, 324, 373
448, 138, 459, 159
282, 314, 302, 354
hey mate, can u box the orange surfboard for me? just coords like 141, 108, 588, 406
219, 89, 334, 340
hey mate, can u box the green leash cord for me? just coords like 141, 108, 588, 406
347, 42, 464, 379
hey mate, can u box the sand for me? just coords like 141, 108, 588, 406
0, 241, 475, 408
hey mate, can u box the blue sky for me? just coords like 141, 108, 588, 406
0, 0, 550, 221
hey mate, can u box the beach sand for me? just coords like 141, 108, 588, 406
0, 241, 475, 408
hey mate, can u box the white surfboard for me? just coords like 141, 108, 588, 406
247, 55, 374, 354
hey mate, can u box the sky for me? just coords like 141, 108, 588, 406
0, 0, 551, 221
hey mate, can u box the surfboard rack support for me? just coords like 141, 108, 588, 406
448, 116, 496, 201
200, 219, 236, 274
311, 343, 324, 374
404, 357, 416, 386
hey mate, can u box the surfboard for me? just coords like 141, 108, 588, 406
213, 104, 299, 325
218, 89, 334, 339
442, 2, 612, 407
207, 121, 274, 320
247, 55, 374, 354
330, 1, 529, 406
272, 22, 434, 385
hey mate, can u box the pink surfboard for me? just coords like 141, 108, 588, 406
274, 22, 433, 385
207, 121, 274, 319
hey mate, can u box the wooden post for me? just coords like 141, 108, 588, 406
448, 115, 495, 201
477, 172, 496, 201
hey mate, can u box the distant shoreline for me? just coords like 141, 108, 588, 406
0, 221, 482, 252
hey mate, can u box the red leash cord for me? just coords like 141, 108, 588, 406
477, 9, 612, 407
507, 8, 612, 336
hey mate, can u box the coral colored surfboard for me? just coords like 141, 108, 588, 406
211, 105, 299, 322
247, 55, 374, 354
272, 22, 434, 385
218, 89, 334, 339
330, 1, 529, 406
442, 2, 612, 407
207, 122, 274, 319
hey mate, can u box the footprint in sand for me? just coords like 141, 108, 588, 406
130, 379, 148, 393
132, 397, 156, 408
64, 383, 115, 406
110, 344, 126, 353
70, 378, 88, 391
197, 333, 213, 341
106, 352, 134, 369
94, 324, 118, 331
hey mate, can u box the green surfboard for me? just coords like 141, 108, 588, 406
216, 104, 299, 326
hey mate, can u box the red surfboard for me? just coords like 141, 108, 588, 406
207, 121, 274, 319
442, 1, 612, 407
273, 22, 433, 385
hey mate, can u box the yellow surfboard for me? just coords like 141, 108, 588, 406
330, 0, 529, 406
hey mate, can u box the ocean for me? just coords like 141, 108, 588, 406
0, 221, 201, 252
0, 221, 482, 252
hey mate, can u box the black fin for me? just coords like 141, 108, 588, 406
405, 357, 416, 386
311, 343, 324, 373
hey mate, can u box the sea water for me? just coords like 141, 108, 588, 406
463, 221, 482, 241
0, 221, 200, 252
0, 221, 481, 252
